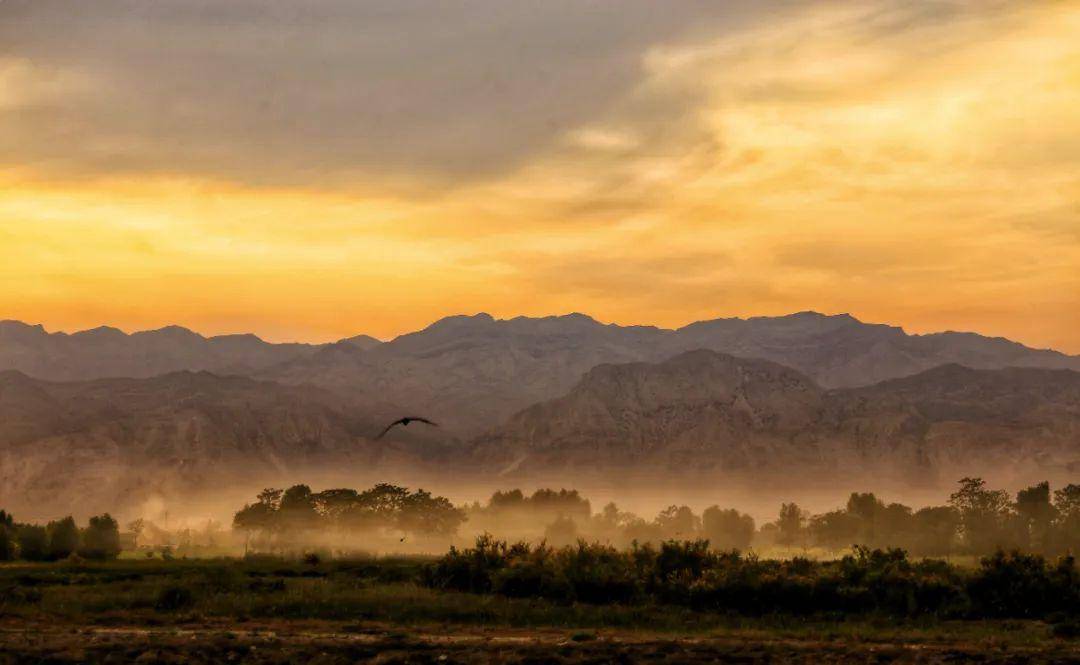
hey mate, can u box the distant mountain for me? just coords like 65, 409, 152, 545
474, 351, 1080, 483
260, 311, 1080, 434
3, 312, 1078, 435
260, 313, 668, 433
0, 370, 446, 519
0, 320, 324, 380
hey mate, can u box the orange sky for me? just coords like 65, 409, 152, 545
0, 1, 1077, 351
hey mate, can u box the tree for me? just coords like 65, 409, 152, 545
544, 515, 579, 547
1051, 484, 1080, 553
949, 477, 1013, 553
1014, 481, 1057, 552
80, 514, 121, 560
0, 509, 14, 561
127, 518, 146, 549
278, 484, 321, 533
16, 525, 48, 561
46, 516, 80, 560
701, 506, 755, 551
809, 510, 860, 550
776, 503, 806, 547
909, 506, 959, 557
397, 489, 467, 536
0, 524, 13, 561
654, 505, 700, 539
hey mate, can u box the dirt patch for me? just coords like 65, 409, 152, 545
0, 623, 1076, 664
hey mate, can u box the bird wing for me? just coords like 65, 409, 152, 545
375, 418, 406, 440
408, 417, 440, 427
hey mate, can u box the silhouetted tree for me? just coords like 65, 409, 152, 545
655, 505, 700, 539
544, 515, 579, 547
1015, 481, 1057, 552
776, 503, 806, 547
0, 524, 13, 561
16, 524, 48, 561
79, 514, 121, 560
950, 477, 1013, 553
909, 506, 959, 556
1052, 483, 1080, 553
701, 506, 755, 551
397, 489, 466, 536
809, 509, 860, 550
46, 516, 79, 560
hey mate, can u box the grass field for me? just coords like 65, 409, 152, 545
1, 556, 1077, 663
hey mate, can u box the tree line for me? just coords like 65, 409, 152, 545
465, 478, 1080, 557
0, 510, 121, 561
766, 478, 1080, 556
232, 483, 466, 552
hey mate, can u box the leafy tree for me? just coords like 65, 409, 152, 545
809, 509, 860, 550
1052, 484, 1080, 553
544, 515, 579, 547
909, 506, 959, 556
46, 516, 80, 560
701, 506, 755, 551
278, 484, 320, 532
654, 505, 700, 539
0, 509, 13, 529
776, 503, 806, 547
16, 525, 48, 561
126, 518, 146, 548
949, 477, 1013, 553
79, 514, 121, 560
0, 524, 13, 561
397, 489, 467, 536
1015, 481, 1057, 552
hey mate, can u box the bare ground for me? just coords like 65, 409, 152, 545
1, 620, 1078, 664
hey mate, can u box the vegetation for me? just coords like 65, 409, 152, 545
424, 537, 1079, 620
463, 478, 1080, 558
232, 483, 466, 554
0, 511, 120, 562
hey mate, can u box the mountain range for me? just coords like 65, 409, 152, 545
475, 351, 1080, 484
10, 311, 1073, 434
1, 311, 1078, 517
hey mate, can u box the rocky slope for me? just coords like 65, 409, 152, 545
3, 312, 1078, 436
261, 312, 1080, 435
474, 351, 1080, 484
0, 370, 442, 519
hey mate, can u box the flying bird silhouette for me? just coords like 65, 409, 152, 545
375, 416, 439, 440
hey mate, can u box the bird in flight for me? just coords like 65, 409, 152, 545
375, 416, 439, 440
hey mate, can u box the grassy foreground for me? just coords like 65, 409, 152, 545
1, 554, 1078, 663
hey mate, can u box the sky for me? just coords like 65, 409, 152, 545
0, 0, 1078, 351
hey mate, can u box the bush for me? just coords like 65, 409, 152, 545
16, 525, 48, 561
46, 517, 79, 561
968, 551, 1080, 618
155, 585, 196, 611
424, 539, 1078, 620
79, 514, 121, 560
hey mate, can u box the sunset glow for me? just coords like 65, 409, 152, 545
1, 1, 1077, 349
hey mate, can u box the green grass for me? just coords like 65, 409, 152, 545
0, 557, 1074, 651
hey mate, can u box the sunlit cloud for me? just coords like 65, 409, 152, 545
0, 1, 1076, 351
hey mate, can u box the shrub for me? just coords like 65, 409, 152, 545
79, 514, 121, 560
155, 585, 196, 611
16, 525, 48, 561
46, 517, 79, 561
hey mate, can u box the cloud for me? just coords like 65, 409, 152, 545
0, 0, 1076, 352
0, 0, 781, 188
